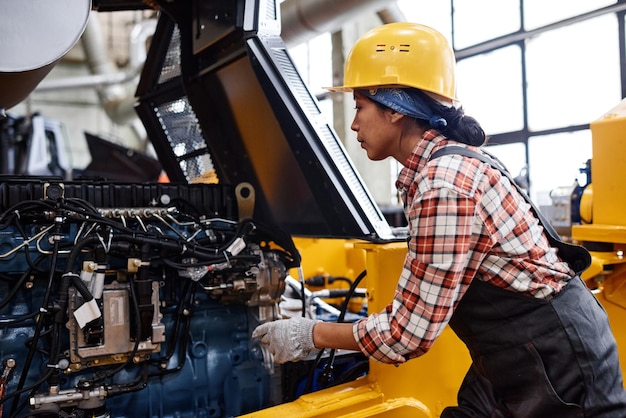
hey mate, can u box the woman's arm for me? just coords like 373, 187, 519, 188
313, 321, 360, 351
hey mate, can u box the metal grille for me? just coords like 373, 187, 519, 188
154, 97, 215, 181
265, 0, 276, 21
272, 48, 319, 115
181, 153, 215, 182
158, 25, 181, 84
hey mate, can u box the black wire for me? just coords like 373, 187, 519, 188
328, 276, 354, 287
0, 311, 39, 325
149, 279, 192, 364
336, 270, 367, 324
0, 200, 57, 223
300, 272, 306, 317
62, 197, 100, 215
162, 254, 260, 269
330, 359, 369, 387
106, 363, 149, 397
148, 283, 197, 377
302, 269, 367, 394
8, 239, 61, 415
0, 269, 35, 310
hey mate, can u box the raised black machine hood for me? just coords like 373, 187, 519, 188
134, 0, 395, 241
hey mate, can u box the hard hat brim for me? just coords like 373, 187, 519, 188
323, 84, 407, 93
323, 85, 352, 93
323, 84, 459, 107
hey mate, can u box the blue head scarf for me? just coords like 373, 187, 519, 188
357, 88, 448, 130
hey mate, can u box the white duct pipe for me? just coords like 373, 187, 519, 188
280, 0, 396, 47
36, 16, 156, 126
80, 14, 129, 125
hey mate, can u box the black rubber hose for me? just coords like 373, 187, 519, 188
303, 269, 367, 394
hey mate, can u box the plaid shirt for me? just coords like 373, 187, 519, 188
354, 130, 574, 364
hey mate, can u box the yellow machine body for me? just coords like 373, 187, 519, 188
572, 98, 626, 384
242, 238, 471, 417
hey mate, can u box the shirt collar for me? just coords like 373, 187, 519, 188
396, 130, 453, 192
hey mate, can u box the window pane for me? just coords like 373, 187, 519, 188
456, 46, 524, 135
528, 131, 592, 205
452, 0, 520, 49
524, 0, 615, 30
526, 15, 620, 131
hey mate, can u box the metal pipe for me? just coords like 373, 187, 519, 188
36, 16, 156, 127
38, 16, 156, 91
280, 0, 396, 47
377, 3, 406, 24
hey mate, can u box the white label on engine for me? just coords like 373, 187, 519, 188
73, 299, 102, 329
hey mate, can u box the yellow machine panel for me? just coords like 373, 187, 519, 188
241, 238, 471, 418
574, 98, 626, 233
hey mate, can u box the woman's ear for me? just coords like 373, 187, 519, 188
387, 109, 405, 124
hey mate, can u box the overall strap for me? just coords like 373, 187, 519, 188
429, 146, 591, 275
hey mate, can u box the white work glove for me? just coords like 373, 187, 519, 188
252, 317, 319, 364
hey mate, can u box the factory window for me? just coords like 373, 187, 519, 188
291, 1, 626, 209
525, 15, 620, 131
456, 45, 524, 135
447, 1, 625, 204
452, 0, 521, 49
524, 0, 615, 29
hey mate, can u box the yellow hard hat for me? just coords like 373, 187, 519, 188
326, 22, 456, 102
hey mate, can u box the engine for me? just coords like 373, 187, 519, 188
0, 179, 299, 418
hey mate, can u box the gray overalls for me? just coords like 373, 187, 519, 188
442, 276, 626, 417
430, 147, 626, 417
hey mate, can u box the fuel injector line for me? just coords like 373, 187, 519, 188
9, 237, 62, 415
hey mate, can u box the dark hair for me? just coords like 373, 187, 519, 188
366, 89, 487, 147
416, 90, 487, 147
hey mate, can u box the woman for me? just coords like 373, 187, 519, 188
253, 22, 626, 417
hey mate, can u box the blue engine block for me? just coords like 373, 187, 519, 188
1, 293, 270, 417
0, 181, 295, 418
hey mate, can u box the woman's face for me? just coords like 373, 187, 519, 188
350, 91, 400, 161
